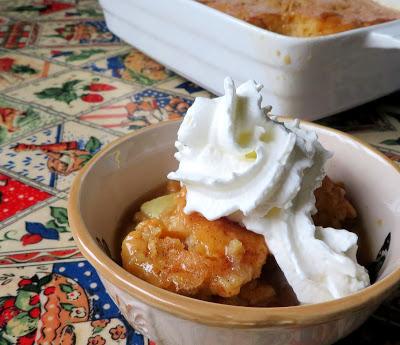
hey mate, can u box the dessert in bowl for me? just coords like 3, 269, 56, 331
69, 79, 400, 345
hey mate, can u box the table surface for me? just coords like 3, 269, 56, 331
0, 1, 399, 344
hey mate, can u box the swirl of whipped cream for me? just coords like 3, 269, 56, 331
168, 77, 370, 304
168, 78, 321, 220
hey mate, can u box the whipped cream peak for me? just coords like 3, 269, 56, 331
168, 77, 370, 304
168, 77, 321, 221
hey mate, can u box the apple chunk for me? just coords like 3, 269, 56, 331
140, 193, 177, 218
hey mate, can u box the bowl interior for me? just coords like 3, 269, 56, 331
76, 120, 400, 287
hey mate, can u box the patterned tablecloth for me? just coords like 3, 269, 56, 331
0, 1, 399, 344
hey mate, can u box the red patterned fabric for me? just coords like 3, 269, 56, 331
0, 174, 51, 221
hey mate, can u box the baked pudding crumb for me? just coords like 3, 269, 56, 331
122, 188, 269, 298
121, 176, 359, 307
199, 0, 400, 37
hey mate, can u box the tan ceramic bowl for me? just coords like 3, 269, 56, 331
69, 120, 400, 345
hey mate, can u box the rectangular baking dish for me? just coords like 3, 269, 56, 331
99, 0, 400, 120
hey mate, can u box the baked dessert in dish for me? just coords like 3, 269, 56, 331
121, 77, 370, 307
199, 0, 400, 37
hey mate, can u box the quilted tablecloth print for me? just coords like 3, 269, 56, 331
0, 1, 399, 344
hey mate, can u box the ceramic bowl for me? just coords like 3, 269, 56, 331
69, 120, 400, 345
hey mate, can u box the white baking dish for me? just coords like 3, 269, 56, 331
99, 0, 400, 120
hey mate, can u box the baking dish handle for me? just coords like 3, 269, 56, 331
366, 31, 400, 49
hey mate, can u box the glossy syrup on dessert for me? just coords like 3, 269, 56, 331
118, 181, 299, 307
119, 180, 373, 307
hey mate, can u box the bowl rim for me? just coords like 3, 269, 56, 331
68, 119, 400, 328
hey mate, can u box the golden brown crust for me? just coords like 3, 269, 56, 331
200, 0, 399, 36
122, 177, 358, 306
122, 189, 268, 298
215, 279, 277, 306
313, 176, 357, 229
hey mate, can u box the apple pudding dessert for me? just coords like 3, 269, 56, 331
122, 77, 370, 306
199, 0, 400, 37
122, 177, 357, 306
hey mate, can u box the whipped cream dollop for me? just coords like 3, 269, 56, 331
168, 77, 370, 304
